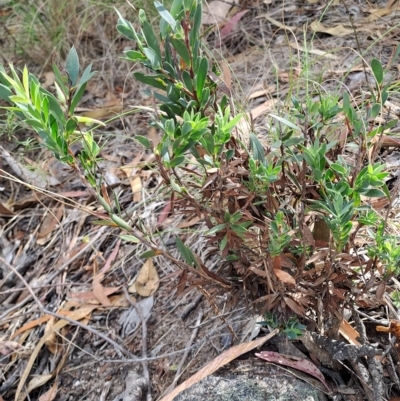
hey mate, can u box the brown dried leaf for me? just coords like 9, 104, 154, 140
67, 286, 120, 303
202, 0, 236, 24
15, 307, 94, 401
220, 9, 250, 38
339, 320, 361, 346
131, 259, 159, 297
313, 218, 330, 244
0, 340, 22, 356
376, 281, 386, 300
93, 272, 111, 307
130, 176, 142, 202
0, 201, 13, 215
221, 61, 232, 91
100, 240, 120, 274
255, 351, 330, 391
158, 201, 172, 226
310, 21, 353, 37
160, 329, 278, 401
38, 205, 64, 239
302, 224, 315, 247
274, 269, 296, 286
38, 381, 58, 401
44, 317, 59, 354
284, 297, 304, 315
11, 316, 51, 339
22, 374, 53, 401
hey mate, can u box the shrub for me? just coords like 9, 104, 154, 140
1, 0, 399, 336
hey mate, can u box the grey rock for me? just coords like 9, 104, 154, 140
173, 365, 328, 401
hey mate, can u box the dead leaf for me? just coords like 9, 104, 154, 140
158, 200, 172, 225
22, 374, 53, 400
93, 272, 111, 306
130, 259, 159, 297
67, 286, 120, 304
302, 224, 315, 247
44, 317, 60, 354
38, 381, 58, 401
202, 0, 236, 24
274, 269, 296, 286
310, 21, 352, 37
119, 296, 154, 336
220, 9, 250, 38
376, 281, 386, 300
313, 218, 330, 244
38, 205, 64, 239
221, 61, 232, 92
159, 329, 278, 401
255, 351, 330, 391
250, 99, 278, 120
15, 306, 96, 401
131, 176, 142, 202
148, 126, 160, 147
11, 316, 51, 339
0, 201, 13, 215
100, 240, 121, 274
284, 297, 304, 315
289, 42, 338, 59
177, 216, 201, 229
339, 320, 361, 346
0, 340, 22, 356
42, 72, 55, 89
0, 146, 48, 188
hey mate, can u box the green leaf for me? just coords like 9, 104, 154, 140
196, 57, 208, 96
116, 23, 136, 40
69, 83, 87, 115
155, 1, 176, 30
170, 38, 191, 66
0, 83, 12, 101
91, 219, 119, 227
66, 46, 80, 86
143, 47, 161, 70
78, 64, 96, 87
220, 234, 228, 251
370, 103, 381, 119
120, 234, 140, 243
371, 58, 384, 85
134, 72, 167, 91
125, 50, 146, 61
142, 21, 162, 64
140, 250, 158, 258
136, 135, 151, 149
52, 62, 68, 97
250, 133, 265, 163
206, 223, 227, 235
363, 188, 386, 197
190, 1, 202, 47
170, 155, 185, 167
269, 113, 301, 131
175, 237, 197, 266
342, 92, 350, 114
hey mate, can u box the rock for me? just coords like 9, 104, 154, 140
173, 362, 328, 401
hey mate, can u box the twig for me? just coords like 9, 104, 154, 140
0, 256, 136, 360
123, 287, 152, 401
102, 323, 228, 364
168, 310, 203, 393
181, 294, 203, 319
0, 227, 107, 321
356, 309, 389, 326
